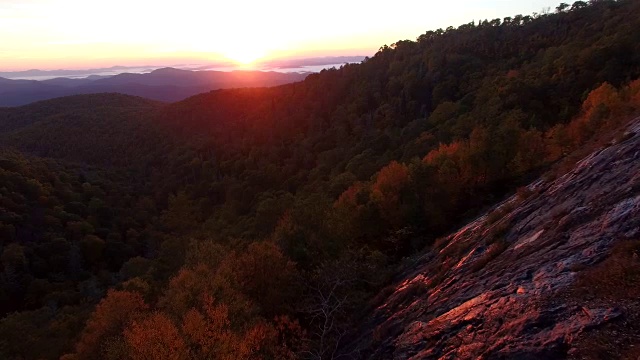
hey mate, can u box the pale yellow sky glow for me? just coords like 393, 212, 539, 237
0, 0, 562, 70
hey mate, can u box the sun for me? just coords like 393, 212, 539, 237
223, 47, 266, 66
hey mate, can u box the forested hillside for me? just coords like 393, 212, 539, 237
0, 1, 639, 359
0, 94, 170, 167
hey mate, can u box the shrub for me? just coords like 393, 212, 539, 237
469, 238, 509, 273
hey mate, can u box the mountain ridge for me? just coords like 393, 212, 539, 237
0, 68, 308, 106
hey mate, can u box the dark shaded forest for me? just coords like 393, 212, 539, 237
1, 1, 640, 358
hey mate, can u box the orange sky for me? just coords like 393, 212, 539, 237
0, 0, 562, 71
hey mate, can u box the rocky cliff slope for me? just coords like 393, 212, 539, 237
353, 117, 640, 359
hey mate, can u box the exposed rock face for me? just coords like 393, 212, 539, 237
354, 118, 640, 359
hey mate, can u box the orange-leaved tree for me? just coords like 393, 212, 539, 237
124, 312, 187, 360
370, 161, 413, 228
63, 290, 148, 360
568, 82, 622, 145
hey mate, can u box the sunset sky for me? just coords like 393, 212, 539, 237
1, 0, 561, 71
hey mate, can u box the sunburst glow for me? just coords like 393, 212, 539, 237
0, 0, 563, 70
223, 47, 266, 66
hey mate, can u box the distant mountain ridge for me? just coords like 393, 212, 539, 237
0, 68, 309, 106
0, 65, 145, 79
0, 56, 367, 80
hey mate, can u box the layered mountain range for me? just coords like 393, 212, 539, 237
0, 67, 307, 106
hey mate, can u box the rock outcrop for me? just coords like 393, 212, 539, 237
353, 118, 640, 359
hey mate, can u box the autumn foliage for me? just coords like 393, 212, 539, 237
65, 290, 148, 360
125, 313, 187, 360
64, 243, 302, 360
371, 161, 412, 227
